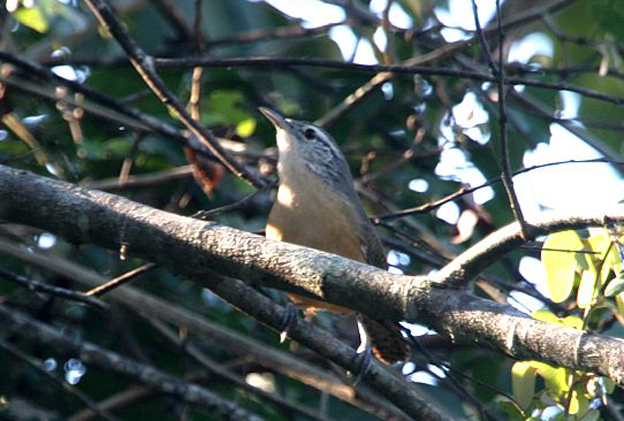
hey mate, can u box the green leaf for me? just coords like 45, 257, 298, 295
561, 315, 583, 329
542, 230, 586, 303
586, 229, 619, 285
605, 273, 624, 297
568, 386, 589, 415
603, 377, 616, 393
207, 91, 250, 124
533, 310, 582, 329
236, 118, 257, 138
533, 362, 569, 395
511, 361, 537, 410
14, 6, 49, 33
495, 399, 525, 421
615, 294, 624, 319
532, 309, 561, 324
581, 410, 601, 421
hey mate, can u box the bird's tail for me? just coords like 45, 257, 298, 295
361, 316, 410, 365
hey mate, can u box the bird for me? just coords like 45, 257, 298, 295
260, 107, 410, 365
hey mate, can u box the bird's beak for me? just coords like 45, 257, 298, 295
259, 107, 290, 131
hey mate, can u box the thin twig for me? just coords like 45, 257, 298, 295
81, 0, 267, 189
189, 0, 204, 121
152, 56, 624, 106
374, 157, 621, 220
191, 187, 272, 220
203, 22, 341, 49
470, 0, 497, 74
83, 165, 194, 191
494, 0, 531, 240
28, 52, 624, 107
0, 266, 108, 310
83, 263, 156, 297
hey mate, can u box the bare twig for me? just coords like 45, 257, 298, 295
83, 165, 194, 191
470, 0, 496, 74
0, 266, 106, 310
152, 56, 624, 106
82, 0, 266, 189
0, 246, 108, 310
191, 186, 272, 220
375, 158, 621, 220
83, 263, 156, 297
203, 22, 341, 49
485, 0, 531, 239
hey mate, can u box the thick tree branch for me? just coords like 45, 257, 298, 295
2, 165, 624, 387
0, 210, 427, 421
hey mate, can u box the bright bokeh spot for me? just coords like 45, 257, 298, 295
435, 0, 496, 42
518, 256, 549, 296
329, 25, 378, 64
408, 178, 429, 193
436, 201, 460, 225
262, 0, 345, 27
37, 233, 57, 249
369, 0, 414, 29
522, 127, 624, 213
508, 33, 554, 64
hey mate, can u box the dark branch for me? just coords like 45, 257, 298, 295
0, 305, 264, 421
2, 165, 624, 386
81, 0, 267, 189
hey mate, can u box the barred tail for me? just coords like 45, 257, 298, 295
362, 316, 410, 365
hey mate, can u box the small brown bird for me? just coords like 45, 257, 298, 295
261, 107, 409, 365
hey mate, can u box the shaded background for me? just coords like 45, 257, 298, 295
2, 0, 624, 419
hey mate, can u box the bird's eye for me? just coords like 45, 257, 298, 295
303, 128, 317, 140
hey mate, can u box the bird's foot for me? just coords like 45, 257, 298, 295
278, 302, 298, 343
350, 314, 372, 385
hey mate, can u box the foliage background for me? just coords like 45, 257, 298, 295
2, 0, 624, 419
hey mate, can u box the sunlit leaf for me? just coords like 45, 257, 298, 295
532, 309, 560, 324
568, 386, 589, 415
615, 294, 624, 319
511, 361, 537, 409
561, 315, 583, 330
586, 230, 619, 285
236, 118, 257, 138
14, 6, 49, 33
542, 230, 585, 302
577, 269, 597, 309
533, 362, 569, 395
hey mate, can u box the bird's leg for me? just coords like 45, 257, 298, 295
351, 313, 372, 385
278, 301, 299, 343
